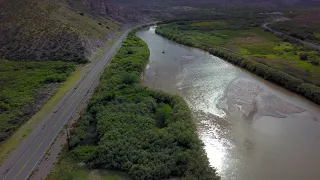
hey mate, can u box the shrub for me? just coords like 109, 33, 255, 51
44, 75, 66, 84
299, 52, 309, 60
0, 102, 10, 112
122, 72, 138, 85
155, 104, 172, 128
298, 83, 320, 104
127, 48, 135, 54
310, 59, 320, 66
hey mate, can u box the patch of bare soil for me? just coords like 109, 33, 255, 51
232, 36, 266, 44
25, 84, 60, 116
293, 12, 320, 28
256, 91, 305, 118
227, 79, 262, 117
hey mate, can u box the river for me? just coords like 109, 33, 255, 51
136, 26, 320, 180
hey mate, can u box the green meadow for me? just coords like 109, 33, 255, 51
0, 60, 75, 143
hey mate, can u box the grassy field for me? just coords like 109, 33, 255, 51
48, 33, 219, 180
157, 21, 320, 86
0, 63, 90, 164
0, 60, 75, 144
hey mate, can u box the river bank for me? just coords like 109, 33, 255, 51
48, 31, 219, 180
137, 26, 320, 180
155, 22, 320, 105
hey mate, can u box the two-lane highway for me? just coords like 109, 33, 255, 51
1, 29, 130, 180
261, 22, 320, 51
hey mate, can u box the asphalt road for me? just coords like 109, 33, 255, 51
1, 29, 130, 180
262, 23, 320, 51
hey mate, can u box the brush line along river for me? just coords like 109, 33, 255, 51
137, 26, 320, 180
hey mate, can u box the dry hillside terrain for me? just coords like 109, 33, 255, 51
106, 0, 319, 8
0, 0, 121, 63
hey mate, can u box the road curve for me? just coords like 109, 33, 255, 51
1, 29, 130, 180
261, 23, 320, 51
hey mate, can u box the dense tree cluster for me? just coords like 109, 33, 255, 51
69, 33, 220, 180
156, 25, 320, 105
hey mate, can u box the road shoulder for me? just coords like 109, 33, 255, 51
29, 75, 99, 180
0, 30, 124, 176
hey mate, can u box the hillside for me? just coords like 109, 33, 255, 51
0, 0, 120, 63
106, 0, 319, 8
65, 0, 151, 22
0, 0, 123, 144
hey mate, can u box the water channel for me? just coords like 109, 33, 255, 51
136, 26, 320, 180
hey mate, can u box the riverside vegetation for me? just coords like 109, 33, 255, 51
48, 33, 220, 180
156, 20, 320, 105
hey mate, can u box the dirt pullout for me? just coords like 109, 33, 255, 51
226, 78, 305, 120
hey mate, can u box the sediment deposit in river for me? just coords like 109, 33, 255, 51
137, 26, 320, 180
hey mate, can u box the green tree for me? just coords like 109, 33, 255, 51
155, 104, 172, 128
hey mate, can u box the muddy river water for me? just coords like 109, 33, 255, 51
136, 26, 320, 180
